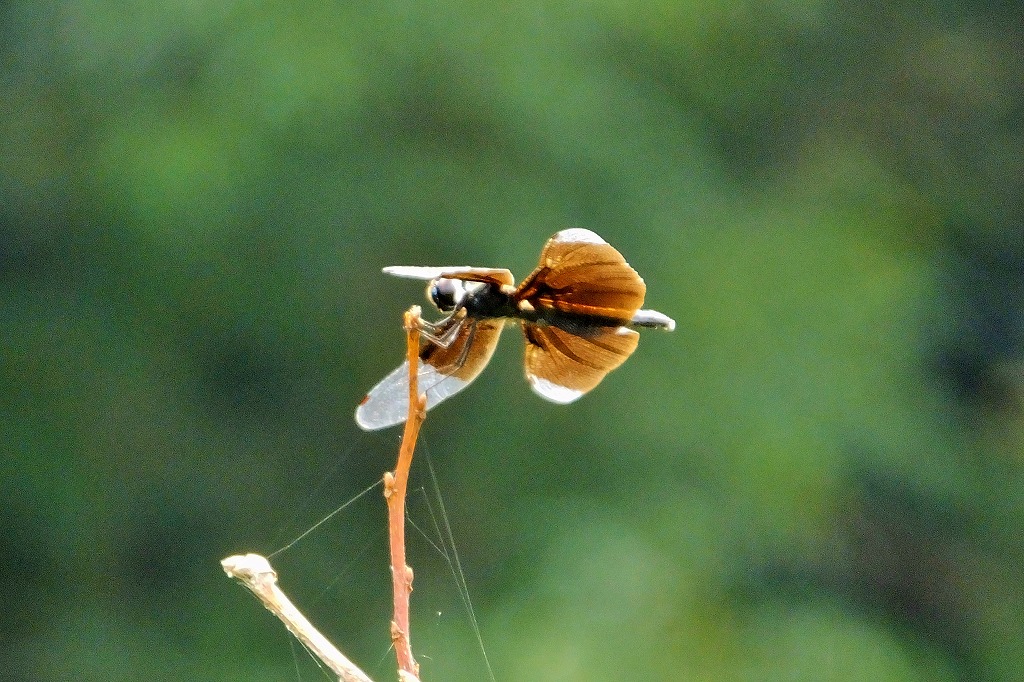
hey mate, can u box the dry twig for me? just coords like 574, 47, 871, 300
384, 306, 427, 680
221, 553, 375, 682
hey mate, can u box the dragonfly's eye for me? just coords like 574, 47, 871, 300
429, 278, 465, 312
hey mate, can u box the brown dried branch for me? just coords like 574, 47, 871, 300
384, 306, 427, 681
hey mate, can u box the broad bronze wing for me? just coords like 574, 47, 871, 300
515, 228, 646, 322
522, 322, 640, 403
355, 316, 505, 430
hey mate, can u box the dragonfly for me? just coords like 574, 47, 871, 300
355, 228, 675, 430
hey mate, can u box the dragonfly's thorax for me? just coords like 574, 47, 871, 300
459, 281, 517, 319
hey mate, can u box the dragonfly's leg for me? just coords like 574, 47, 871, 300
414, 315, 464, 349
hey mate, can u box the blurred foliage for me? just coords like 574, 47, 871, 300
2, 1, 1023, 680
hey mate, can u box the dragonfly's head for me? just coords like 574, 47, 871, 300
427, 277, 468, 312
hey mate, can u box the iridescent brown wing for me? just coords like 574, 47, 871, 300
355, 314, 505, 430
514, 228, 646, 321
522, 322, 640, 403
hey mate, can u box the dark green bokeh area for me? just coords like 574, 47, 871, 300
3, 1, 1023, 680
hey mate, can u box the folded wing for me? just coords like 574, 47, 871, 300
384, 266, 515, 287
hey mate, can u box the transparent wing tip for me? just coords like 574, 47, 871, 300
354, 399, 408, 431
631, 309, 675, 331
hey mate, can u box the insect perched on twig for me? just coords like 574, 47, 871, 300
356, 228, 675, 431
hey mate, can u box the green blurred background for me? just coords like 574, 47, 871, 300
3, 1, 1023, 680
